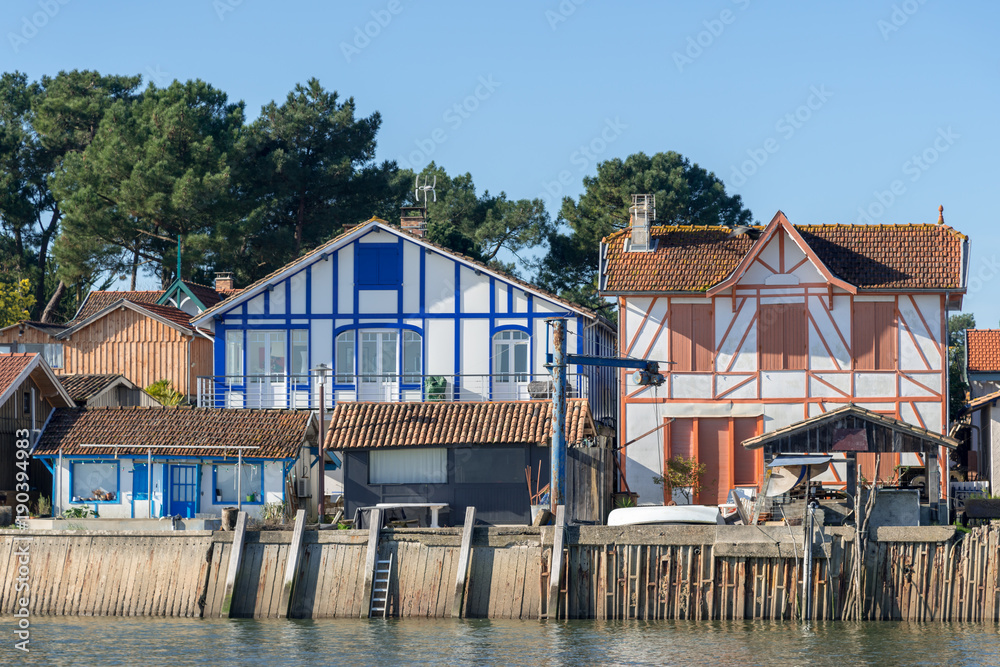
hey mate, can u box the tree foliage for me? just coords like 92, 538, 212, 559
536, 151, 754, 312
0, 279, 35, 328
949, 312, 976, 421
408, 163, 552, 275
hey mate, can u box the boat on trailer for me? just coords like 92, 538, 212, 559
606, 505, 723, 526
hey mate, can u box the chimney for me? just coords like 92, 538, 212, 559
400, 206, 427, 238
214, 271, 234, 292
938, 204, 944, 225
629, 194, 655, 251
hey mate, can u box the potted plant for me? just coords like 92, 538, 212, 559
653, 455, 707, 505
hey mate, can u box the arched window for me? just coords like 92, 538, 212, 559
334, 329, 423, 385
493, 330, 529, 382
335, 330, 355, 383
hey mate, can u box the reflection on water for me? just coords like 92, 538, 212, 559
6, 617, 1000, 666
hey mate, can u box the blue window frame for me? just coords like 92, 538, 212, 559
213, 463, 264, 504
70, 460, 121, 503
356, 245, 399, 287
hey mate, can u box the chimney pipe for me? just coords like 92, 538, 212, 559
629, 194, 655, 251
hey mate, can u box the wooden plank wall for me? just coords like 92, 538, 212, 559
5, 525, 1000, 621
0, 531, 214, 616
567, 446, 611, 525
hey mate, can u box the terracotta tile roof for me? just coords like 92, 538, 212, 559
58, 374, 123, 403
135, 302, 198, 329
34, 406, 314, 459
325, 399, 595, 449
601, 223, 966, 293
966, 330, 1000, 373
0, 353, 38, 396
196, 219, 604, 323
75, 290, 163, 321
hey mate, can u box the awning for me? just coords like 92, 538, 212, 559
768, 455, 833, 468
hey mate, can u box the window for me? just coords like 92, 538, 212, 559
361, 331, 397, 381
759, 303, 807, 371
248, 330, 286, 378
71, 461, 120, 503
214, 463, 264, 504
291, 330, 309, 377
669, 303, 713, 372
336, 330, 355, 383
370, 449, 447, 484
853, 302, 896, 371
402, 331, 422, 383
1, 343, 63, 368
493, 330, 529, 382
225, 330, 243, 377
356, 245, 400, 287
454, 448, 525, 483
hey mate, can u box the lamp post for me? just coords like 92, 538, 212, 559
312, 363, 330, 524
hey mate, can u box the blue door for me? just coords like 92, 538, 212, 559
168, 465, 198, 518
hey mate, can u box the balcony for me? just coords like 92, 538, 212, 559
196, 373, 591, 410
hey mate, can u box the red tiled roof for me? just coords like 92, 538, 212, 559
34, 406, 314, 458
135, 302, 198, 329
75, 290, 163, 321
0, 353, 38, 397
325, 399, 595, 450
601, 223, 966, 293
966, 330, 1000, 373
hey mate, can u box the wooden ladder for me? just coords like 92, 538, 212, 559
369, 553, 393, 618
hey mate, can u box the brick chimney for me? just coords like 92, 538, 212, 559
400, 206, 427, 237
629, 194, 655, 251
214, 271, 234, 292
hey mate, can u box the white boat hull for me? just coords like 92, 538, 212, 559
607, 505, 723, 526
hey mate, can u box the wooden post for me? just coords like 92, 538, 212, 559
220, 510, 248, 618
360, 508, 382, 618
451, 506, 476, 618
547, 505, 566, 619
278, 509, 306, 618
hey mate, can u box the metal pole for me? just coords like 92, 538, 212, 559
238, 448, 242, 512
56, 448, 62, 516
147, 447, 153, 518
802, 501, 814, 622
318, 379, 326, 524
548, 318, 567, 513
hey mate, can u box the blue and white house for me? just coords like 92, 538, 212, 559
192, 217, 617, 422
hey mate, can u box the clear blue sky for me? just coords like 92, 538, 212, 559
5, 1, 999, 325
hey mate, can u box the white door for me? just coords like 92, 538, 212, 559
247, 330, 287, 407
359, 331, 398, 401
493, 330, 529, 400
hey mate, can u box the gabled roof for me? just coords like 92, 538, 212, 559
33, 406, 315, 458
58, 374, 154, 405
158, 279, 239, 312
600, 212, 968, 294
57, 299, 211, 339
325, 399, 596, 450
73, 290, 163, 321
0, 320, 69, 340
741, 404, 957, 452
0, 353, 75, 409
706, 211, 856, 296
965, 329, 1000, 373
193, 219, 605, 326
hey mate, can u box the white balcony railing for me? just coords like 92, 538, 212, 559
196, 373, 591, 410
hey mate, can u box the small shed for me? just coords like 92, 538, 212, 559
58, 374, 160, 407
330, 399, 611, 526
742, 404, 958, 519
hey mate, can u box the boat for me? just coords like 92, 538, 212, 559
606, 505, 723, 526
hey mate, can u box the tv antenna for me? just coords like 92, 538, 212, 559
415, 174, 437, 204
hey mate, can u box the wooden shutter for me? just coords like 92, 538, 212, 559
670, 418, 695, 460
874, 302, 896, 370
697, 419, 728, 504
784, 304, 807, 370
853, 302, 876, 370
732, 417, 759, 486
670, 304, 693, 372
854, 301, 895, 370
691, 304, 713, 371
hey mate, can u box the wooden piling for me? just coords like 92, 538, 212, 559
451, 506, 476, 618
360, 508, 382, 618
546, 505, 566, 619
220, 511, 248, 618
277, 509, 306, 618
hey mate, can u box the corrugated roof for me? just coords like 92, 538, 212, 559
966, 329, 1000, 373
34, 406, 314, 458
325, 399, 595, 449
602, 222, 966, 293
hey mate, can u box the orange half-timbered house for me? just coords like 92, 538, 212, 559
600, 206, 968, 505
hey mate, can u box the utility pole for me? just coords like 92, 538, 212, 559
547, 318, 568, 513
313, 364, 329, 524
